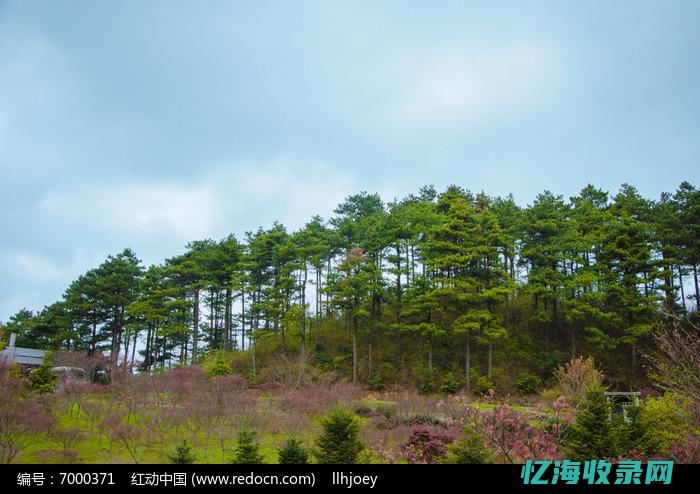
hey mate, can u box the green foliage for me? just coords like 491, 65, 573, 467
9, 181, 700, 401
168, 440, 196, 464
353, 406, 373, 417
636, 394, 690, 456
440, 373, 461, 395
368, 375, 385, 391
375, 403, 396, 419
472, 375, 495, 396
540, 387, 564, 405
565, 385, 618, 460
8, 363, 23, 380
28, 363, 57, 394
278, 437, 309, 464
403, 413, 442, 427
516, 372, 541, 394
315, 408, 364, 464
416, 368, 437, 394
201, 350, 233, 377
230, 430, 265, 464
448, 425, 490, 464
539, 388, 690, 461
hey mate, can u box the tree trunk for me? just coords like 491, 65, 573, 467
241, 289, 246, 351
488, 341, 493, 380
123, 333, 130, 371
144, 324, 152, 373
91, 319, 97, 356
316, 265, 322, 344
352, 313, 358, 384
225, 287, 232, 350
192, 287, 200, 364
300, 264, 308, 359
251, 290, 258, 375
465, 335, 471, 392
130, 330, 138, 373
678, 265, 686, 311
428, 333, 433, 374
368, 339, 373, 381
694, 264, 699, 311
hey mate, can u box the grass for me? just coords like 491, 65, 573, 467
12, 384, 542, 464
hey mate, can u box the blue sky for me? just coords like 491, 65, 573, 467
1, 0, 698, 320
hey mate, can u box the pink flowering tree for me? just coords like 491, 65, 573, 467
402, 426, 455, 464
466, 398, 573, 463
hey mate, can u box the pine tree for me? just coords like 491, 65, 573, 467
315, 409, 364, 464
566, 386, 617, 460
278, 437, 309, 464
168, 440, 196, 464
230, 430, 265, 464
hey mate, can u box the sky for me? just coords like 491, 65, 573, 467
1, 0, 699, 321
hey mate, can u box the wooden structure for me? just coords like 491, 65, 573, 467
0, 333, 46, 367
604, 391, 641, 422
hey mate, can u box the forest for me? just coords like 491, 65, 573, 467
1, 181, 699, 464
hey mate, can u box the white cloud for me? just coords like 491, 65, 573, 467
8, 251, 63, 283
0, 248, 102, 317
37, 182, 221, 241
383, 42, 559, 128
207, 159, 360, 231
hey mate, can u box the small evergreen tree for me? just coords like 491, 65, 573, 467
448, 426, 490, 464
440, 373, 461, 395
230, 430, 264, 464
566, 385, 617, 459
315, 408, 364, 464
278, 437, 309, 464
28, 363, 57, 394
168, 440, 196, 464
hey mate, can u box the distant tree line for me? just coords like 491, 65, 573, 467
2, 182, 698, 387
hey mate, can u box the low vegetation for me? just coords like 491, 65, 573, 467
1, 345, 697, 464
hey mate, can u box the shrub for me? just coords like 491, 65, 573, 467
168, 440, 196, 464
230, 430, 264, 464
278, 437, 309, 464
403, 413, 442, 427
51, 426, 86, 464
467, 402, 571, 463
112, 424, 149, 464
8, 363, 23, 379
202, 350, 233, 377
369, 375, 385, 391
416, 368, 436, 394
644, 315, 700, 404
258, 381, 283, 392
315, 408, 364, 464
375, 403, 396, 419
565, 385, 617, 460
28, 364, 57, 394
472, 376, 495, 396
517, 372, 541, 394
368, 412, 393, 430
440, 373, 461, 395
540, 387, 564, 405
0, 374, 54, 464
402, 426, 454, 464
353, 406, 373, 417
636, 393, 689, 457
554, 356, 604, 403
448, 425, 490, 464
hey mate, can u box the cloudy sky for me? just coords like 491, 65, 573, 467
1, 0, 698, 321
